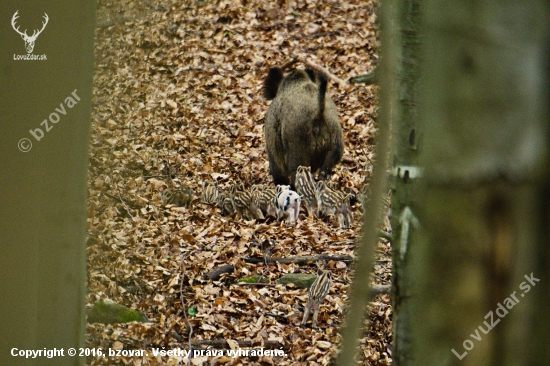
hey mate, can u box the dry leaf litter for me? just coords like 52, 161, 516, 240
87, 0, 392, 364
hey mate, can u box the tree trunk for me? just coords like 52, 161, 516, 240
390, 1, 421, 365
0, 2, 96, 365
412, 1, 550, 365
336, 0, 397, 364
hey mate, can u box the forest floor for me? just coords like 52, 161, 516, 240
87, 0, 392, 364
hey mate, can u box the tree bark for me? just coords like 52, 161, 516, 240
390, 1, 422, 365
336, 0, 397, 364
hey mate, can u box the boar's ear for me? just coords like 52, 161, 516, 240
263, 67, 284, 100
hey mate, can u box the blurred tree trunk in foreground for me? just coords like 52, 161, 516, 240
336, 0, 397, 364
0, 1, 95, 365
411, 1, 550, 365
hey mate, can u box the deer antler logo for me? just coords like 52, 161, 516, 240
12, 11, 49, 54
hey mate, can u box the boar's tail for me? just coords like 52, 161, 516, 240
263, 67, 284, 100
317, 71, 328, 120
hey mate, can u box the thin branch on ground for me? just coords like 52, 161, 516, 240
243, 254, 354, 265
180, 258, 193, 366
116, 189, 134, 218
280, 55, 349, 87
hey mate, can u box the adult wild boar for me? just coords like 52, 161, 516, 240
263, 67, 344, 186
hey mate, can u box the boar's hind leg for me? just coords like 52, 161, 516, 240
286, 151, 306, 189
268, 149, 290, 185
319, 141, 343, 180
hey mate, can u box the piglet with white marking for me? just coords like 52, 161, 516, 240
275, 185, 301, 225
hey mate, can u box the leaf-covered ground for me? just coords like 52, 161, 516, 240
87, 0, 392, 364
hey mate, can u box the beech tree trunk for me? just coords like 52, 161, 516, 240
390, 1, 421, 365
411, 1, 550, 365
0, 1, 95, 365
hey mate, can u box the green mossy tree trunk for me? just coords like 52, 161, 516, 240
0, 1, 95, 365
390, 1, 421, 365
411, 1, 550, 365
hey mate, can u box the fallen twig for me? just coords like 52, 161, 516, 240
244, 254, 354, 265
280, 56, 300, 71
143, 175, 171, 179
350, 69, 377, 85
204, 264, 234, 281
235, 282, 278, 287
177, 339, 283, 350
117, 190, 134, 218
265, 312, 288, 320
180, 259, 193, 366
280, 55, 349, 88
378, 230, 393, 242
